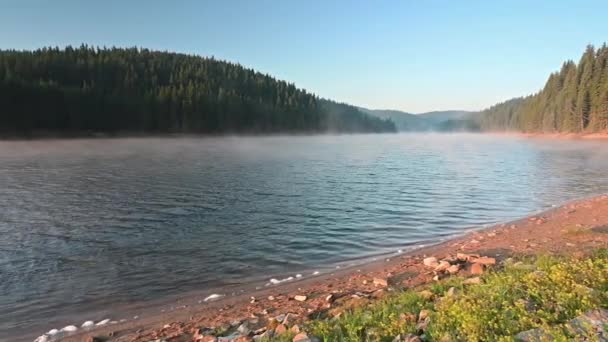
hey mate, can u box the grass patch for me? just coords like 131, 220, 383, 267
273, 250, 608, 341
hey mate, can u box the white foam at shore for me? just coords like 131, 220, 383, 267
268, 276, 294, 285
203, 293, 225, 302
34, 335, 49, 342
60, 325, 77, 332
96, 318, 110, 326
81, 321, 94, 328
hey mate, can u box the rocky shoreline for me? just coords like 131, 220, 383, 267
45, 194, 608, 342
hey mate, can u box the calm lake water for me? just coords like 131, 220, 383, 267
2, 133, 608, 339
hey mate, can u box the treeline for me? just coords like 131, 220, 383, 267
0, 45, 395, 136
478, 44, 608, 132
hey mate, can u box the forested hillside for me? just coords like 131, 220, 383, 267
0, 45, 395, 136
479, 44, 608, 132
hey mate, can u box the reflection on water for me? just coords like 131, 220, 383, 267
1, 133, 608, 338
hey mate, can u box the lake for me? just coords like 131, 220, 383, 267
2, 133, 608, 339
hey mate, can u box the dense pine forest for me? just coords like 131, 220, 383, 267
478, 44, 608, 133
0, 45, 395, 136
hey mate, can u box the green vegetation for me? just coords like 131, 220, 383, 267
278, 250, 608, 341
479, 44, 608, 133
0, 45, 395, 136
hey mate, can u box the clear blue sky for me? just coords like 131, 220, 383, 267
2, 0, 608, 113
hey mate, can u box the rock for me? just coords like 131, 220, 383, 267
282, 313, 295, 325
268, 295, 275, 301
253, 330, 273, 341
418, 309, 430, 321
565, 308, 608, 337
463, 277, 481, 285
371, 289, 386, 299
514, 328, 556, 341
471, 256, 496, 265
434, 260, 451, 272
290, 324, 301, 333
231, 319, 242, 327
423, 257, 439, 267
237, 322, 251, 335
457, 253, 479, 261
470, 263, 484, 275
293, 332, 312, 342
34, 336, 49, 342
274, 324, 287, 335
47, 329, 59, 335
415, 317, 430, 333
325, 294, 334, 303
418, 290, 434, 300
275, 314, 286, 323
446, 264, 461, 274
294, 295, 307, 302
446, 287, 457, 297
373, 277, 388, 287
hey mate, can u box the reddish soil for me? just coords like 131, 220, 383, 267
63, 195, 608, 342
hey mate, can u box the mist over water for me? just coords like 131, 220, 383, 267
2, 133, 608, 339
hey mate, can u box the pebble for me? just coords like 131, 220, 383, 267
293, 332, 312, 342
446, 264, 460, 274
470, 263, 484, 275
373, 277, 388, 287
274, 324, 287, 335
422, 257, 438, 267
294, 295, 307, 302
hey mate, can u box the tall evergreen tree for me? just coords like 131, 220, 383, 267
0, 46, 395, 136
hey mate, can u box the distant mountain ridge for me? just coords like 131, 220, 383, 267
360, 108, 475, 131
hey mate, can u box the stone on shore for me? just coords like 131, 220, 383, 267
373, 277, 388, 287
294, 295, 307, 302
446, 264, 460, 274
434, 260, 451, 272
471, 256, 496, 265
293, 332, 312, 342
274, 324, 287, 335
237, 322, 251, 336
423, 257, 439, 267
470, 263, 484, 275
